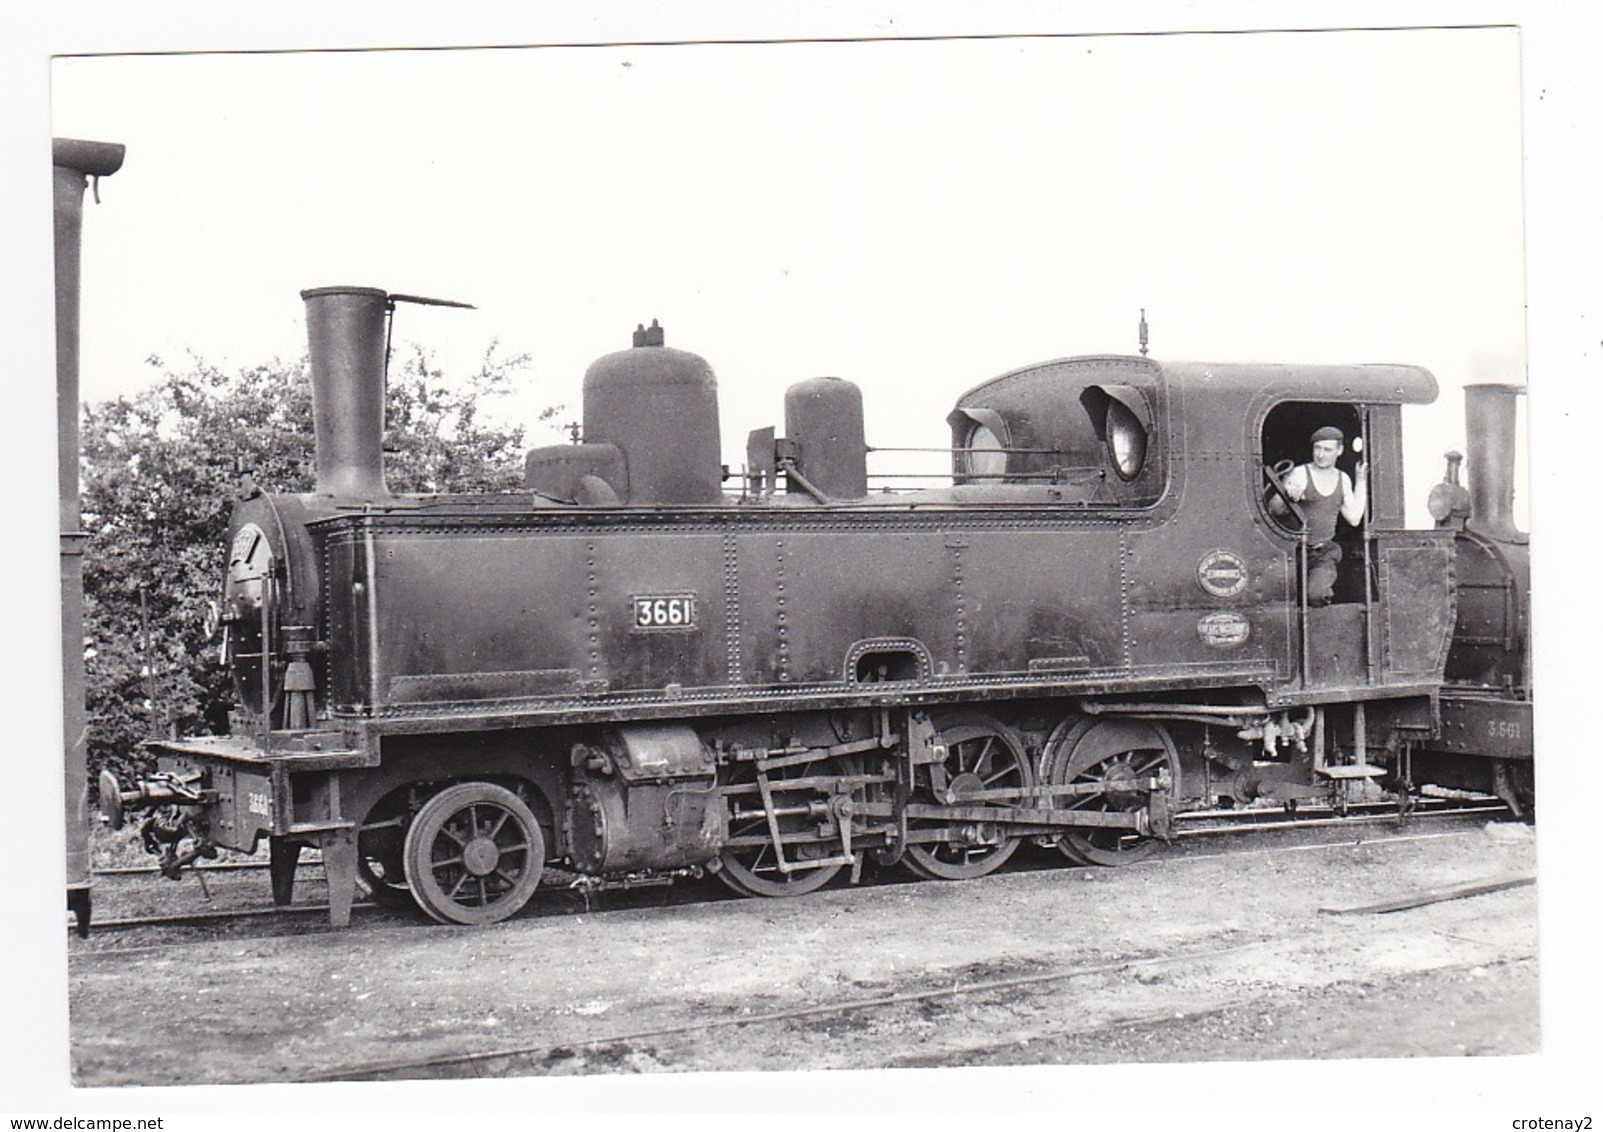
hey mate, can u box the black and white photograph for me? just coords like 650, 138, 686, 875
6, 1, 1598, 1121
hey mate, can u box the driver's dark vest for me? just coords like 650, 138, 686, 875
1300, 464, 1345, 545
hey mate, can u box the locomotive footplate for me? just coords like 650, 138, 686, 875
131, 737, 366, 849
878, 801, 1157, 835
109, 735, 371, 923
143, 732, 374, 773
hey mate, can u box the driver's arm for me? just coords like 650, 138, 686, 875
1340, 463, 1368, 525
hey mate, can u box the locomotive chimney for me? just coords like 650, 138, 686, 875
1463, 383, 1526, 543
302, 286, 392, 499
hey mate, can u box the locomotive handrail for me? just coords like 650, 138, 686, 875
866, 445, 1107, 486
867, 445, 1068, 456
1299, 533, 1311, 685
260, 570, 274, 727
866, 468, 1105, 481
1360, 406, 1378, 685
1261, 459, 1314, 685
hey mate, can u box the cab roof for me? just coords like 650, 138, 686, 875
959, 355, 1438, 407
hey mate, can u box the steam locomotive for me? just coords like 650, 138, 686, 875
102, 286, 1533, 926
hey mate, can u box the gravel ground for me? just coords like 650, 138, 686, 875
68, 817, 1540, 1092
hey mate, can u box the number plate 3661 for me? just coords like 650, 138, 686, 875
632, 594, 697, 631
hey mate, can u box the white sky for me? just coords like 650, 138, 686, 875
7, 0, 1602, 1120
48, 29, 1529, 513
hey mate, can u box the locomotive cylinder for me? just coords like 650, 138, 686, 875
582, 324, 723, 505
302, 286, 392, 499
1463, 383, 1525, 543
566, 724, 724, 873
784, 376, 868, 500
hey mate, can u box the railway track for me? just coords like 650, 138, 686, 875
69, 807, 1540, 1084
93, 860, 275, 876
303, 895, 1538, 1083
72, 800, 1513, 941
304, 936, 1286, 1082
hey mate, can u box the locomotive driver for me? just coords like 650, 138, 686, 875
1278, 425, 1367, 605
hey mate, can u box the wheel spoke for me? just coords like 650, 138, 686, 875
1129, 751, 1167, 776
982, 765, 1016, 787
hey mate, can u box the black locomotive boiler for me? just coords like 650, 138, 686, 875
104, 286, 1533, 925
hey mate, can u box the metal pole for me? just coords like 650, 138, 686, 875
1360, 405, 1376, 682
1298, 534, 1310, 686
56, 138, 124, 939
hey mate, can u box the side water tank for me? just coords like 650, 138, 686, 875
784, 376, 868, 500
583, 322, 723, 506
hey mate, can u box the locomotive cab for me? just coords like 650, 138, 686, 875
1243, 372, 1450, 694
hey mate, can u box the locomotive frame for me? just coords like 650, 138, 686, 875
106, 285, 1533, 927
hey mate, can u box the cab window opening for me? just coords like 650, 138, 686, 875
1260, 402, 1365, 529
1260, 400, 1368, 606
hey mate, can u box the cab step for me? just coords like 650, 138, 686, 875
1316, 764, 1387, 779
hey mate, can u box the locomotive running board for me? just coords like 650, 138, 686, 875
144, 733, 376, 772
852, 800, 1156, 832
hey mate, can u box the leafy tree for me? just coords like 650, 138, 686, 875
80, 343, 555, 784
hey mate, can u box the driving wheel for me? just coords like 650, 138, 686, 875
903, 714, 1034, 881
1049, 719, 1178, 866
716, 756, 856, 897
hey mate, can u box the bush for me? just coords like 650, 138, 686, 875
81, 343, 554, 787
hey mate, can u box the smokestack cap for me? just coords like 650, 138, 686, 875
301, 285, 389, 301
